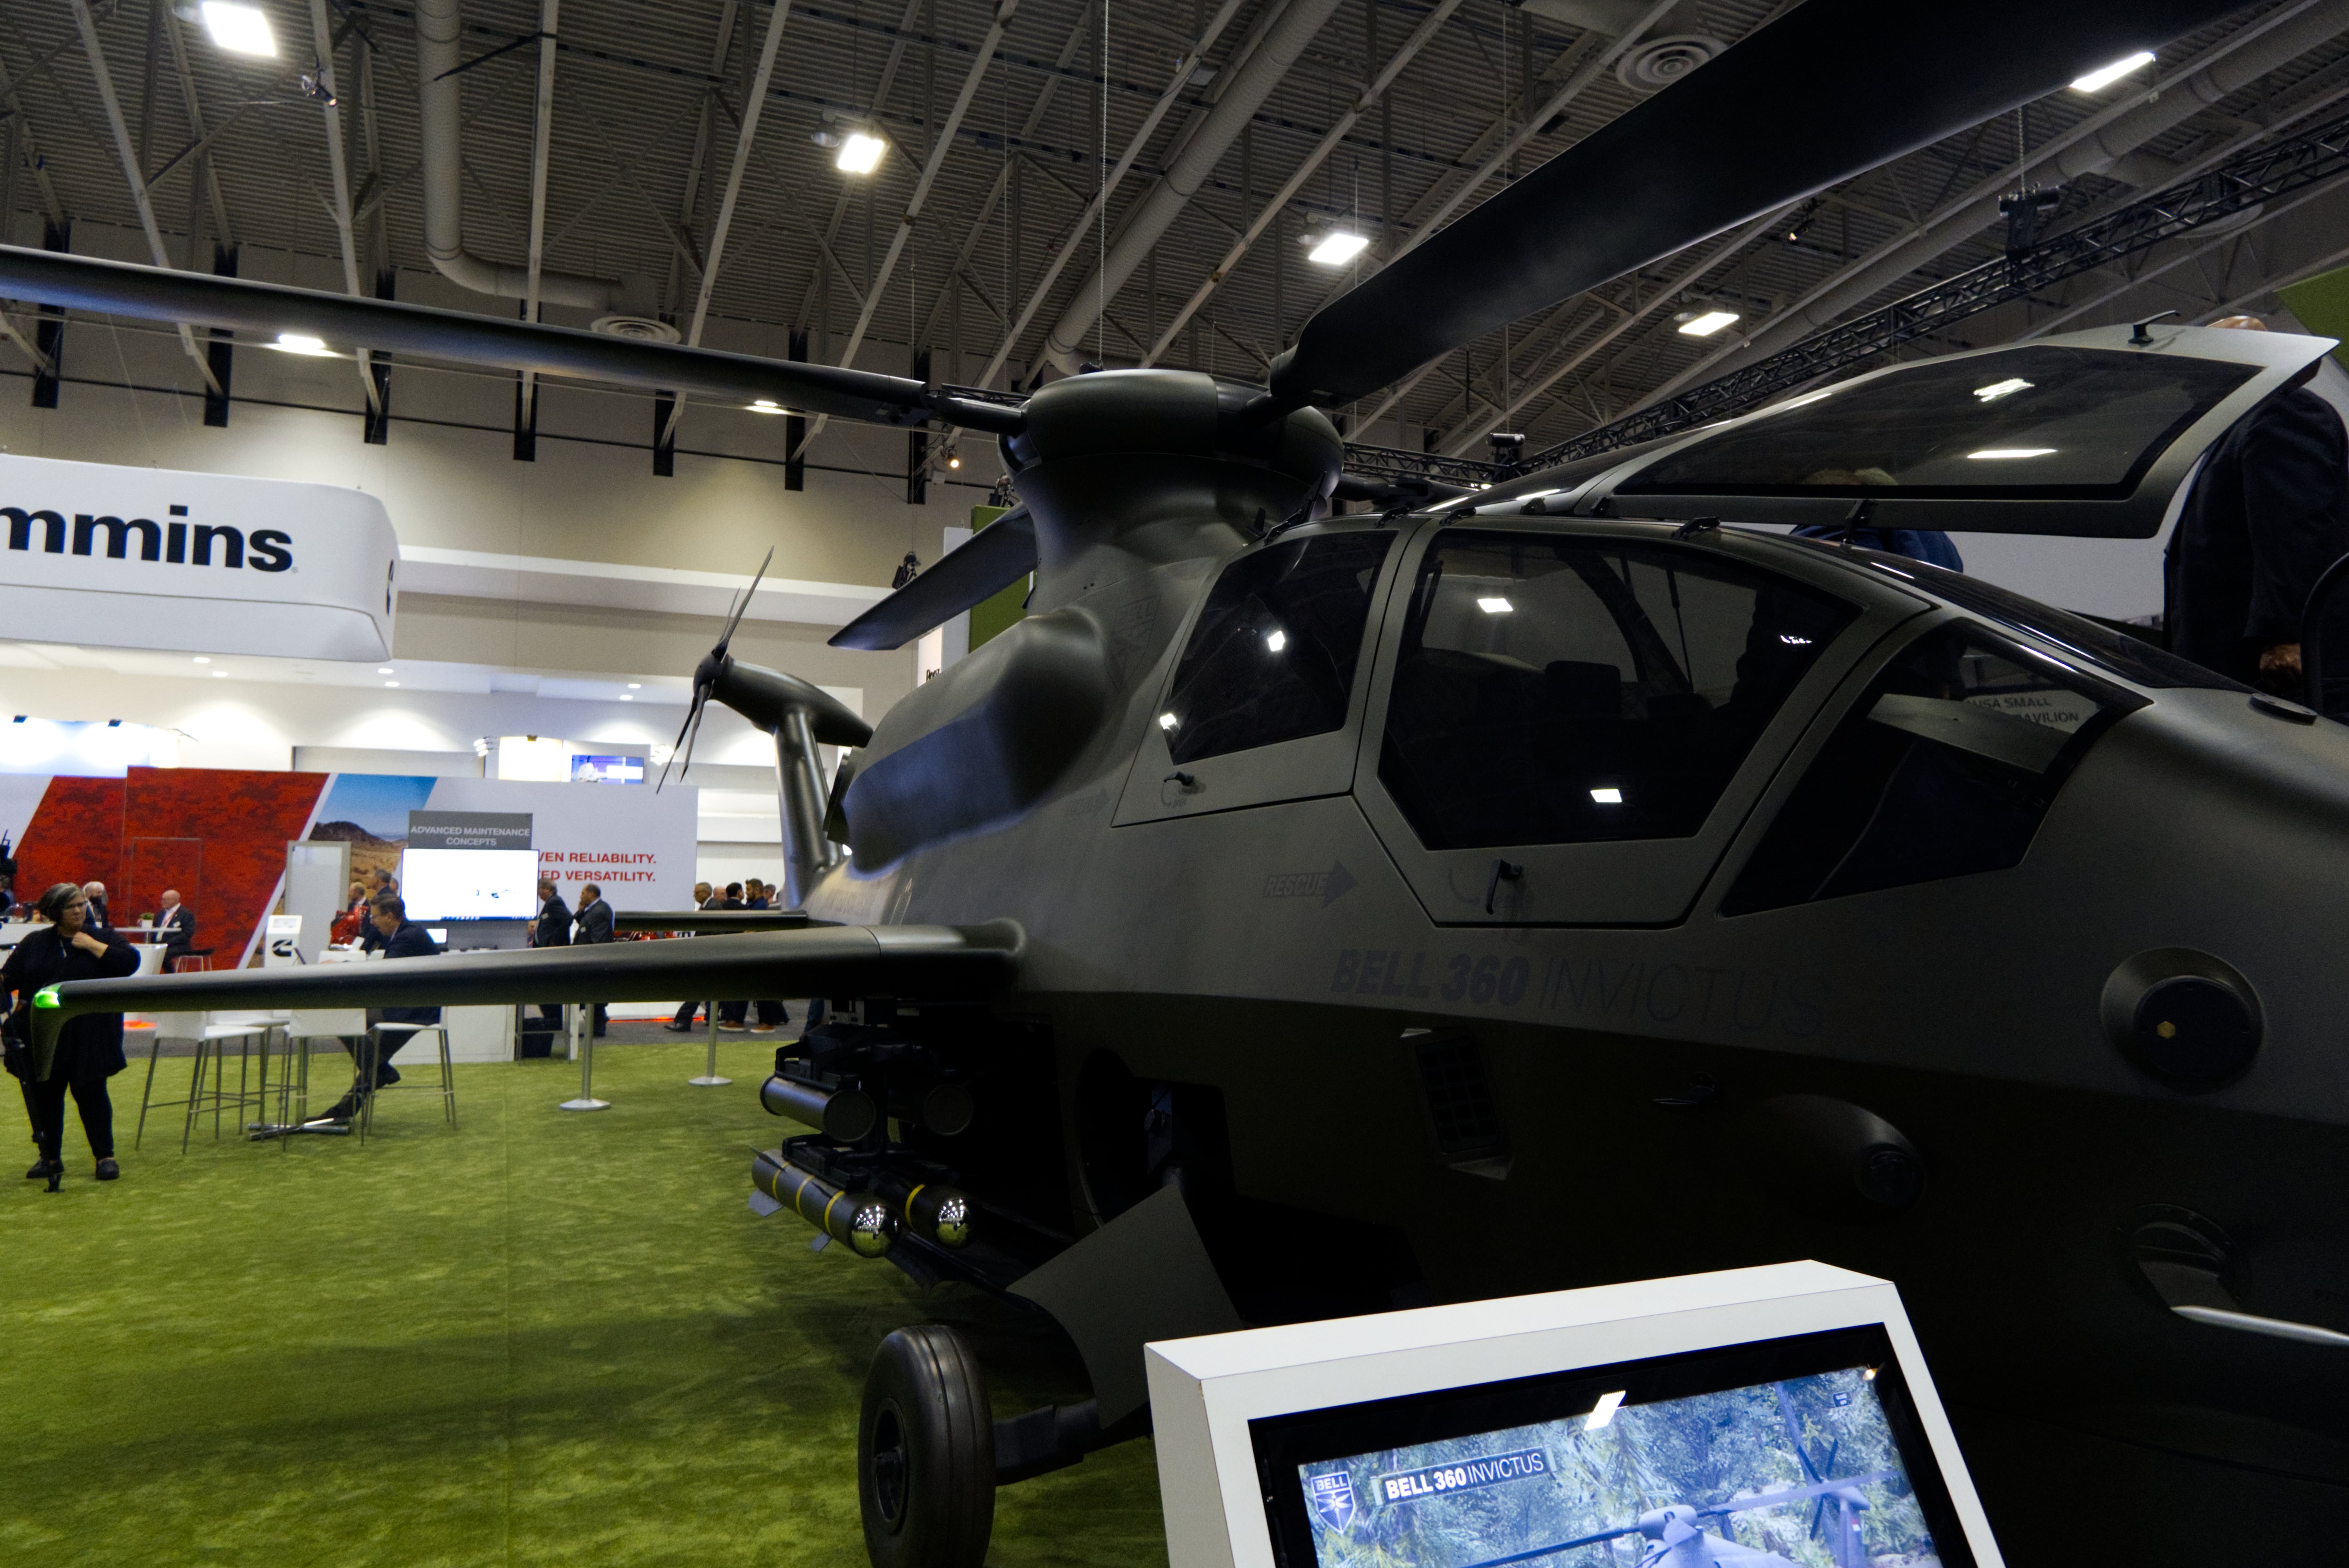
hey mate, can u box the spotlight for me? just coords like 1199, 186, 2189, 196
1306, 230, 1370, 266
198, 1, 276, 56
836, 132, 886, 175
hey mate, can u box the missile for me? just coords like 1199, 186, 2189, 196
876, 1169, 974, 1249
751, 1149, 892, 1257
760, 1072, 880, 1143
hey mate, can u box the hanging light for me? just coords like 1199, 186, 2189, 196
197, 1, 276, 56
1305, 230, 1370, 266
836, 131, 887, 175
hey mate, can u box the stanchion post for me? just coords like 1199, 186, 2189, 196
559, 1001, 610, 1111
689, 1000, 731, 1086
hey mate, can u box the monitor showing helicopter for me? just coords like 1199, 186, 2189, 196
1262, 1330, 1950, 1568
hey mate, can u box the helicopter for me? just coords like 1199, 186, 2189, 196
4, 1, 2326, 1564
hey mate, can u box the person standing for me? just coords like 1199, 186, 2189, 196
2167, 316, 2349, 699
79, 881, 111, 931
572, 883, 614, 1037
707, 883, 750, 1032
154, 888, 196, 970
741, 880, 787, 1034
664, 882, 717, 1032
4, 883, 139, 1187
531, 879, 571, 1035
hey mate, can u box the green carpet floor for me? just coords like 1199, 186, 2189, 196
0, 1041, 1169, 1568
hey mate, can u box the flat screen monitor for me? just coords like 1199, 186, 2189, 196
569, 753, 644, 784
399, 847, 537, 920
1255, 1324, 1965, 1568
1144, 1263, 2002, 1568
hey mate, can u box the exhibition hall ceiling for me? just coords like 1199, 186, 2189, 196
4, 0, 2346, 456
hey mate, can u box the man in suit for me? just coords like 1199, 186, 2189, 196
531, 879, 570, 1034
664, 883, 717, 1032
741, 880, 787, 1034
2168, 315, 2349, 700
573, 883, 614, 1036
154, 889, 195, 970
311, 897, 439, 1123
80, 882, 111, 931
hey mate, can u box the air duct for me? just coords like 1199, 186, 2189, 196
1040, 0, 1348, 374
414, 0, 625, 310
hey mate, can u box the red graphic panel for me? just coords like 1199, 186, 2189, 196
124, 769, 329, 966
16, 777, 126, 906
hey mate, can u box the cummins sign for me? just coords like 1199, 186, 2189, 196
0, 452, 398, 660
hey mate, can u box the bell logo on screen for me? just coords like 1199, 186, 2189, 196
1306, 1471, 1356, 1531
1378, 1447, 1548, 1503
4, 502, 294, 572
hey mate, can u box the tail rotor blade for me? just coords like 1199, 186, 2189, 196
675, 694, 709, 785
715, 546, 776, 656
656, 694, 701, 793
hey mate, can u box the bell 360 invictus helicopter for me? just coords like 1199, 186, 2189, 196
7, 1, 2339, 1563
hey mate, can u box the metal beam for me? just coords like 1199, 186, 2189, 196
307, 0, 380, 416
516, 0, 563, 439
68, 0, 219, 396
1139, 0, 1462, 370
660, 0, 793, 448
974, 0, 1247, 388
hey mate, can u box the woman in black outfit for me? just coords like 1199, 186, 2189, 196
4, 882, 138, 1189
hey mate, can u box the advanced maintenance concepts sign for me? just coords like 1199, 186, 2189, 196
0, 452, 398, 660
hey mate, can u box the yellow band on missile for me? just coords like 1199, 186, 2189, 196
822, 1188, 845, 1236
904, 1182, 927, 1221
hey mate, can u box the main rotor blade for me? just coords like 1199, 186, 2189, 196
0, 246, 1024, 436
1269, 0, 2254, 411
830, 509, 1036, 651
716, 546, 777, 655
30, 923, 1024, 1068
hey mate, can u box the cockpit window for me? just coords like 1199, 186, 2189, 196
1380, 532, 1856, 849
1832, 550, 2250, 692
1162, 530, 1396, 765
1618, 346, 2256, 500
1722, 620, 2146, 915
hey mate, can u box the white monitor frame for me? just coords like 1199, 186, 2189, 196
1145, 1259, 2003, 1568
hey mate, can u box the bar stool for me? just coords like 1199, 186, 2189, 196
359, 1022, 456, 1143
177, 1015, 280, 1150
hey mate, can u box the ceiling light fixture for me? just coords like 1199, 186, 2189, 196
1265, 629, 1287, 653
620, 694, 633, 701
1477, 597, 1515, 614
1973, 377, 2033, 403
1590, 786, 1624, 804
210, 670, 227, 678
192, 656, 210, 664
1968, 447, 2058, 460
272, 332, 331, 356
1675, 309, 1741, 337
377, 667, 394, 675
627, 683, 642, 689
384, 680, 400, 688
2071, 51, 2155, 93
1159, 712, 1179, 730
199, 1, 276, 56
1306, 230, 1370, 267
836, 131, 886, 175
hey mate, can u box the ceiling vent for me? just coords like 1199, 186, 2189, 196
1615, 33, 1725, 93
589, 315, 682, 343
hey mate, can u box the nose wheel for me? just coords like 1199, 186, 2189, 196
859, 1324, 997, 1568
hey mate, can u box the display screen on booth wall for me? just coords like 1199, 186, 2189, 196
1251, 1327, 1970, 1568
398, 849, 538, 919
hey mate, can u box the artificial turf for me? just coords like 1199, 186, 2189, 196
0, 1040, 1170, 1568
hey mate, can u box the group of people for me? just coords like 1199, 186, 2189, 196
1, 880, 196, 1185
664, 879, 790, 1034
529, 877, 615, 1035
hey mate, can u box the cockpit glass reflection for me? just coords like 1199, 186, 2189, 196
1620, 346, 2256, 498
1381, 533, 1855, 849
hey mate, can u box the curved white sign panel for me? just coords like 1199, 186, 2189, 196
0, 453, 397, 660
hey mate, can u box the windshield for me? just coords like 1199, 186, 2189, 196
1817, 545, 2249, 692
1618, 345, 2256, 499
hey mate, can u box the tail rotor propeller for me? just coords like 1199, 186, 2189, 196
657, 546, 775, 792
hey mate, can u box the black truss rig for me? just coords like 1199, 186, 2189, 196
1520, 102, 2349, 472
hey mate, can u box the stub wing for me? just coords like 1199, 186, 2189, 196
27, 922, 1022, 1073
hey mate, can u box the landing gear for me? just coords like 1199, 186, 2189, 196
859, 1324, 996, 1568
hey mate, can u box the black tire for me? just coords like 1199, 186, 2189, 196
859, 1324, 996, 1568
